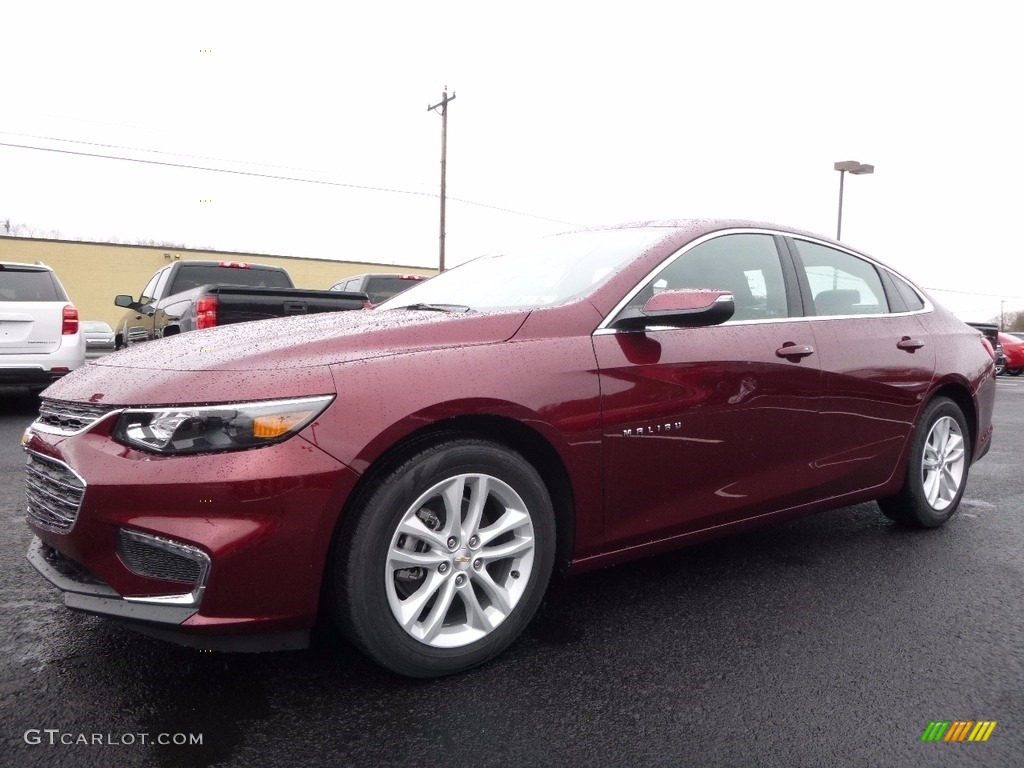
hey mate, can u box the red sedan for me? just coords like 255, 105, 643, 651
998, 332, 1024, 375
23, 220, 996, 677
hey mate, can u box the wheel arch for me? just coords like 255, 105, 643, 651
335, 414, 577, 572
928, 380, 978, 457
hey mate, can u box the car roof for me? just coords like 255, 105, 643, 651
0, 260, 53, 271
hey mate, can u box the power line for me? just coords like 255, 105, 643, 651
0, 130, 315, 172
924, 286, 1024, 301
0, 138, 582, 227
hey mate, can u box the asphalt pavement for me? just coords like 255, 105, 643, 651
1, 378, 1021, 768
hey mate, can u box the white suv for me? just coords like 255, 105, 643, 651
0, 261, 86, 392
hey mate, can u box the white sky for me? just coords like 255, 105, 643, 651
1, 1, 1021, 321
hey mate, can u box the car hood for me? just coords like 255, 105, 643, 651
42, 309, 530, 406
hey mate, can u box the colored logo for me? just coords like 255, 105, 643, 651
920, 721, 997, 742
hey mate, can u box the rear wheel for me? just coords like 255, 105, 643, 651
878, 397, 970, 527
327, 438, 555, 678
1008, 367, 1023, 376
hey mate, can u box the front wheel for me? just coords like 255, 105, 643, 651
878, 397, 971, 527
327, 438, 555, 678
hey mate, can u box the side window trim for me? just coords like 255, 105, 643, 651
878, 269, 909, 313
776, 235, 810, 318
781, 237, 816, 317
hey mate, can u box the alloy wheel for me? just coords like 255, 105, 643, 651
920, 415, 966, 511
385, 473, 535, 648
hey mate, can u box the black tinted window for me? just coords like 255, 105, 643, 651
363, 276, 421, 304
0, 267, 65, 301
170, 265, 292, 292
891, 274, 925, 311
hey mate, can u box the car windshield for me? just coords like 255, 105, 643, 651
378, 228, 668, 311
0, 266, 64, 301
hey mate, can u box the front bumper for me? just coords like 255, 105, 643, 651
28, 536, 200, 625
24, 409, 361, 650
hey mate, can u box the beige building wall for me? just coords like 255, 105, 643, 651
0, 237, 435, 328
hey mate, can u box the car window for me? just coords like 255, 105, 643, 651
791, 240, 889, 316
623, 233, 789, 321
379, 228, 668, 311
169, 265, 293, 293
889, 273, 925, 311
0, 266, 65, 301
364, 276, 421, 304
139, 272, 161, 303
153, 267, 172, 300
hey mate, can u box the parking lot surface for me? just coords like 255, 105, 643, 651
1, 377, 1022, 767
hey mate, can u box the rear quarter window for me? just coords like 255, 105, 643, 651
0, 267, 65, 301
890, 273, 926, 311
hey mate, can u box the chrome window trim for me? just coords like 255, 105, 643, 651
593, 314, 818, 336
595, 227, 933, 335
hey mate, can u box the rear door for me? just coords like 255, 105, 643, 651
0, 265, 66, 354
593, 232, 823, 549
786, 237, 935, 497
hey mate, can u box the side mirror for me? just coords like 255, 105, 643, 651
115, 295, 155, 315
611, 289, 735, 331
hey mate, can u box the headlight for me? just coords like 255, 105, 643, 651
112, 395, 334, 455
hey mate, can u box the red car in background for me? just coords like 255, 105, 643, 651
23, 220, 995, 677
997, 332, 1024, 375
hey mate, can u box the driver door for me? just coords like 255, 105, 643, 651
593, 232, 822, 550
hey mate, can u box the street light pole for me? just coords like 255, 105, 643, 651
834, 160, 874, 240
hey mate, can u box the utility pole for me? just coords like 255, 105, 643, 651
428, 88, 455, 272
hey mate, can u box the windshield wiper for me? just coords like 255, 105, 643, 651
393, 303, 474, 313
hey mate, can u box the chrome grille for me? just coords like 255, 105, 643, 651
25, 451, 86, 533
36, 399, 116, 434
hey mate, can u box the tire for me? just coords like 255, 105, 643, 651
115, 334, 124, 350
1008, 367, 1023, 377
878, 397, 971, 528
327, 438, 555, 678
994, 357, 1006, 376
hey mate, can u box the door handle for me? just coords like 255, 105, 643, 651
776, 343, 815, 359
897, 337, 925, 352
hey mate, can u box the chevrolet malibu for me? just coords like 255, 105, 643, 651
23, 220, 995, 677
